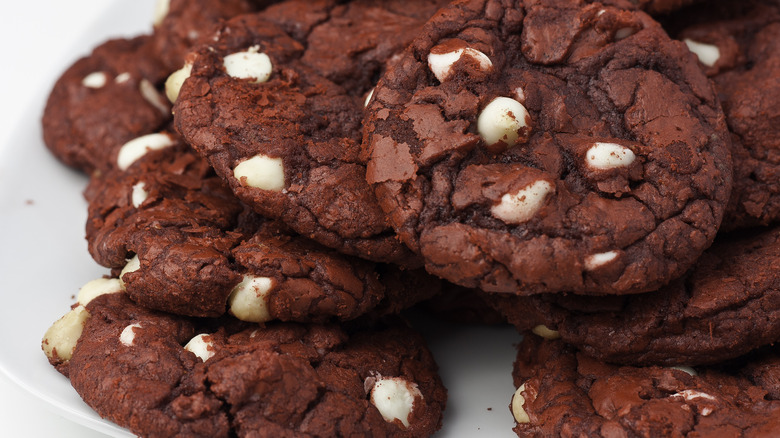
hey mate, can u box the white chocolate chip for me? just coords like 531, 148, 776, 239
228, 275, 275, 323
615, 28, 635, 40
669, 366, 697, 377
117, 133, 175, 171
491, 180, 553, 224
683, 39, 721, 67
119, 255, 141, 289
369, 377, 422, 428
153, 0, 171, 27
131, 181, 149, 208
77, 278, 123, 306
42, 305, 90, 362
165, 62, 192, 103
233, 154, 285, 191
427, 47, 493, 82
184, 333, 216, 362
701, 407, 713, 416
82, 72, 108, 88
531, 325, 560, 340
671, 390, 717, 402
140, 79, 170, 115
115, 72, 132, 84
364, 87, 375, 108
120, 323, 142, 347
585, 142, 636, 170
513, 86, 525, 103
511, 384, 530, 424
223, 46, 273, 83
584, 251, 618, 271
477, 97, 531, 149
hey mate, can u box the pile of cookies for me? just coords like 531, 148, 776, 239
39, 0, 780, 436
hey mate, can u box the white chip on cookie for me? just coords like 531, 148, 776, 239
82, 72, 108, 89
584, 251, 618, 271
120, 323, 142, 347
427, 47, 492, 82
131, 181, 149, 208
153, 0, 171, 27
585, 142, 635, 170
228, 275, 275, 323
477, 96, 531, 149
165, 62, 192, 103
115, 72, 132, 84
117, 133, 176, 171
683, 39, 721, 67
223, 45, 273, 83
491, 180, 553, 224
119, 255, 141, 288
77, 278, 123, 306
369, 376, 422, 428
531, 325, 560, 340
42, 305, 90, 362
233, 154, 285, 191
511, 384, 531, 424
140, 79, 170, 114
184, 333, 216, 362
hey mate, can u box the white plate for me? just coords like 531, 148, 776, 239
0, 1, 520, 436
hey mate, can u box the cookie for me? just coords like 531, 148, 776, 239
363, 0, 732, 295
670, 0, 780, 230
84, 133, 440, 320
510, 335, 780, 437
491, 225, 780, 366
42, 291, 446, 437
173, 0, 448, 264
42, 36, 171, 173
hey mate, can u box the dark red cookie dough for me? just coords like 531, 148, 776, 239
363, 0, 732, 295
671, 0, 780, 230
42, 36, 171, 174
84, 134, 439, 320
491, 225, 780, 366
174, 0, 447, 264
510, 335, 780, 437
48, 292, 446, 437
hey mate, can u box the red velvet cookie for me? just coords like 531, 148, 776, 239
363, 0, 732, 295
42, 292, 447, 437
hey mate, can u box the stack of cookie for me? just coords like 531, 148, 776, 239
38, 0, 780, 436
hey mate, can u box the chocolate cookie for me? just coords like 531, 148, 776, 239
492, 224, 780, 366
670, 0, 780, 230
363, 0, 732, 295
84, 133, 439, 321
174, 0, 447, 264
510, 335, 780, 437
43, 291, 446, 437
42, 36, 171, 173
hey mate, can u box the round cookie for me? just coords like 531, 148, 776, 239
84, 132, 439, 321
42, 36, 171, 174
671, 0, 780, 230
491, 225, 780, 366
173, 0, 448, 264
43, 291, 446, 437
363, 0, 732, 295
510, 335, 780, 437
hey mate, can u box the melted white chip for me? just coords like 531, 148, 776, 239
77, 278, 123, 306
586, 142, 636, 170
119, 255, 141, 289
42, 306, 90, 361
115, 72, 131, 84
117, 133, 175, 170
478, 97, 531, 149
233, 154, 285, 191
669, 366, 698, 377
491, 180, 553, 224
184, 334, 216, 362
165, 62, 192, 103
615, 27, 635, 40
364, 87, 375, 108
153, 0, 171, 26
427, 47, 493, 82
223, 46, 273, 83
584, 251, 618, 271
684, 39, 721, 67
512, 384, 531, 424
369, 377, 422, 428
140, 79, 170, 114
228, 275, 275, 323
702, 407, 713, 416
82, 72, 108, 88
531, 325, 560, 340
671, 390, 717, 402
120, 323, 142, 347
131, 181, 149, 208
